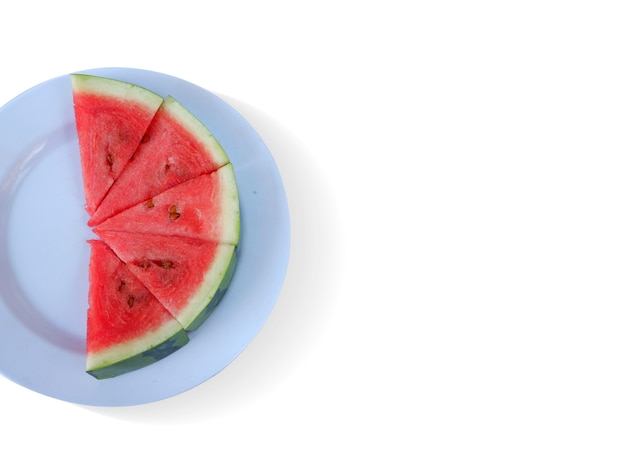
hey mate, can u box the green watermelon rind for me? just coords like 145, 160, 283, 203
71, 74, 164, 109
86, 322, 189, 380
184, 246, 239, 331
215, 163, 241, 247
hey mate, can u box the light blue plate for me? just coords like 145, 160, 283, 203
0, 68, 290, 406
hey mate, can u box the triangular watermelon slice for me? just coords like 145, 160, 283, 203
93, 164, 240, 246
71, 74, 163, 216
85, 240, 189, 379
96, 230, 238, 331
88, 95, 231, 226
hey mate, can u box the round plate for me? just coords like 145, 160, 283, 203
0, 68, 290, 406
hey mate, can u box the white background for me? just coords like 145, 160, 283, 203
2, 1, 626, 469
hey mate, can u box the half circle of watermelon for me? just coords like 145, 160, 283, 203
89, 95, 231, 226
71, 74, 163, 216
96, 231, 238, 331
93, 163, 240, 246
86, 240, 189, 379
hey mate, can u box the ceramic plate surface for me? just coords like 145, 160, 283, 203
0, 68, 290, 406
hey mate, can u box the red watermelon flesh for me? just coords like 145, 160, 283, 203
71, 75, 163, 216
93, 164, 240, 246
96, 230, 237, 331
88, 95, 230, 226
86, 240, 189, 379
73, 76, 241, 378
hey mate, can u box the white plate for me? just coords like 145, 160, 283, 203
0, 68, 290, 406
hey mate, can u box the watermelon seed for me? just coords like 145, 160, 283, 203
161, 260, 173, 268
106, 154, 114, 166
127, 296, 135, 308
133, 260, 151, 269
146, 199, 155, 208
118, 281, 125, 291
168, 205, 181, 220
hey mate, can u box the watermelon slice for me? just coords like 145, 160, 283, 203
85, 240, 189, 379
88, 95, 231, 226
71, 74, 163, 216
72, 75, 241, 379
93, 164, 240, 246
96, 231, 238, 331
